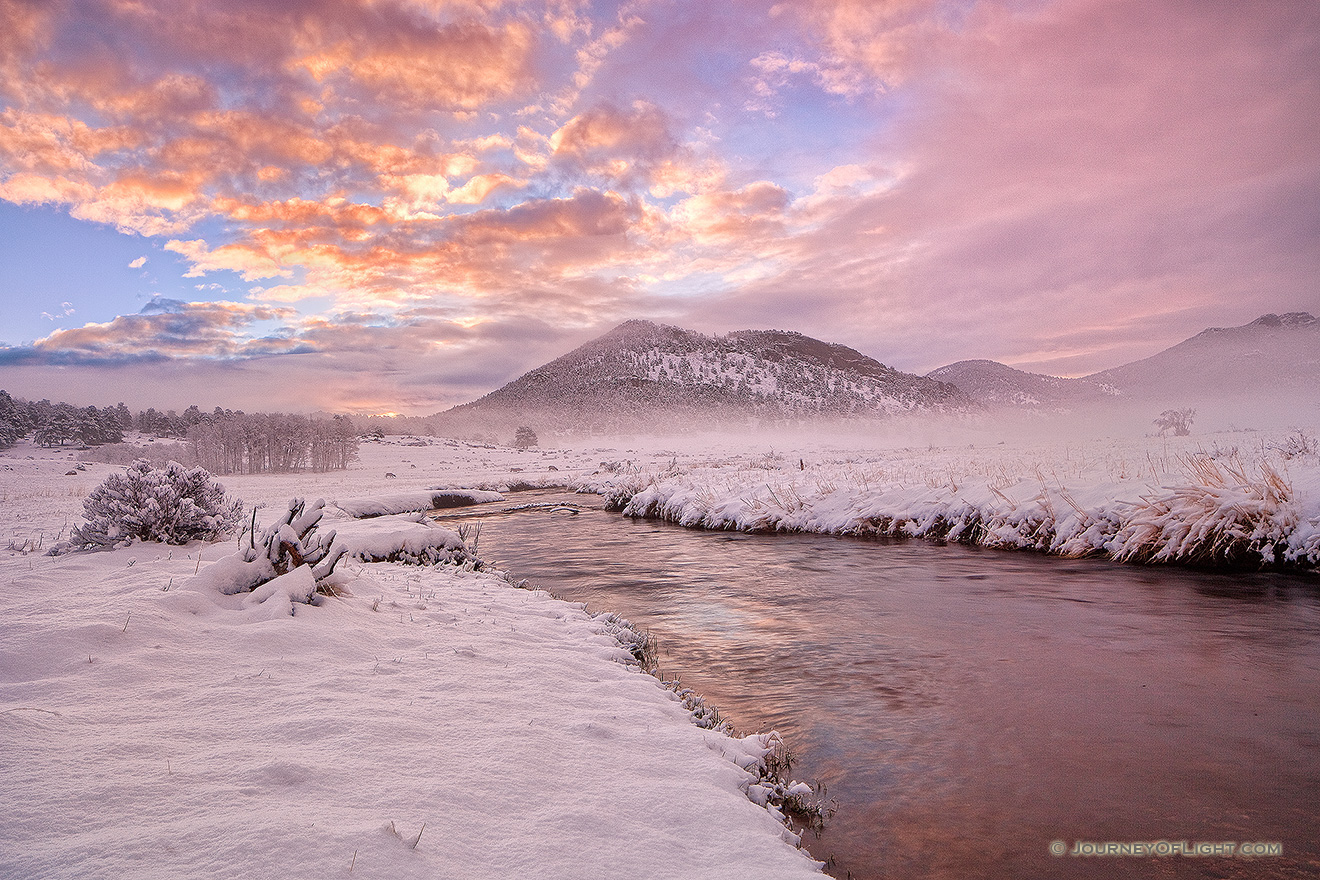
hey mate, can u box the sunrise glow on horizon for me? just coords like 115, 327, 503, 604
1, 0, 1316, 414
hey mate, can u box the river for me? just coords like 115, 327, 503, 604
434, 491, 1320, 879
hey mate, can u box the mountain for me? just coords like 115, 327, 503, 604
925, 360, 1116, 409
433, 320, 971, 436
1088, 312, 1319, 399
928, 312, 1319, 412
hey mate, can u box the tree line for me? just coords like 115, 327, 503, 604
0, 391, 125, 448
189, 412, 357, 474
0, 390, 358, 473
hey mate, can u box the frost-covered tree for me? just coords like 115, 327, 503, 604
187, 412, 357, 474
34, 404, 78, 447
513, 426, 538, 448
309, 415, 358, 471
70, 460, 243, 549
0, 391, 28, 444
1154, 408, 1196, 437
74, 406, 125, 446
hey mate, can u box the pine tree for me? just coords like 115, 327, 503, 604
513, 426, 538, 448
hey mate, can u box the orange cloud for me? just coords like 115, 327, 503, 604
289, 18, 538, 112
166, 238, 293, 282
669, 181, 790, 243
0, 0, 55, 75
549, 101, 677, 185
446, 172, 525, 204
780, 0, 948, 93
0, 110, 141, 175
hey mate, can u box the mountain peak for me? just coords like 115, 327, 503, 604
926, 359, 1110, 409
1246, 312, 1315, 329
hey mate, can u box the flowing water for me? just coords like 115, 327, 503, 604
435, 492, 1320, 879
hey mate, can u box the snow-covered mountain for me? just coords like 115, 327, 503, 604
435, 320, 971, 436
928, 312, 1319, 411
925, 360, 1117, 409
1089, 312, 1319, 399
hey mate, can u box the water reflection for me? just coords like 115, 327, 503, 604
437, 492, 1320, 880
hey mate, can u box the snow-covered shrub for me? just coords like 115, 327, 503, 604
1271, 431, 1316, 460
1153, 407, 1195, 436
334, 516, 470, 567
1110, 456, 1299, 566
190, 502, 473, 613
70, 460, 243, 549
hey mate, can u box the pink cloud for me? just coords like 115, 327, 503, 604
683, 0, 1320, 375
549, 101, 681, 186
669, 181, 790, 243
1, 0, 1315, 406
289, 18, 539, 112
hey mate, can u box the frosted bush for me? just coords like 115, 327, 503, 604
71, 460, 243, 549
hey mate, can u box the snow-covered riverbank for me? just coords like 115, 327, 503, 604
0, 442, 823, 879
578, 429, 1320, 569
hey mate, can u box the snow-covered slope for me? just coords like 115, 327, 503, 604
928, 312, 1320, 412
925, 359, 1114, 409
1090, 312, 1320, 399
435, 320, 970, 436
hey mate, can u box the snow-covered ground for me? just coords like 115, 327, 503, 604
4, 425, 1317, 877
0, 438, 823, 879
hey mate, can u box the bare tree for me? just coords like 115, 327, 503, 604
189, 412, 357, 474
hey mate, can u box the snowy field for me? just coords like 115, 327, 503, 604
3, 424, 1318, 877
0, 438, 823, 880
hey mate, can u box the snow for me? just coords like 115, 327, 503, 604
330, 513, 470, 566
335, 489, 505, 518
0, 440, 823, 879
240, 562, 317, 617
576, 429, 1320, 569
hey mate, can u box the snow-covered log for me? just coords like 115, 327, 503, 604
335, 488, 504, 518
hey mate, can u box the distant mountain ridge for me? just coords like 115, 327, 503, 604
928, 312, 1319, 411
434, 319, 970, 435
431, 312, 1317, 437
925, 360, 1116, 409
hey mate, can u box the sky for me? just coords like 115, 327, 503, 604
0, 0, 1316, 415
